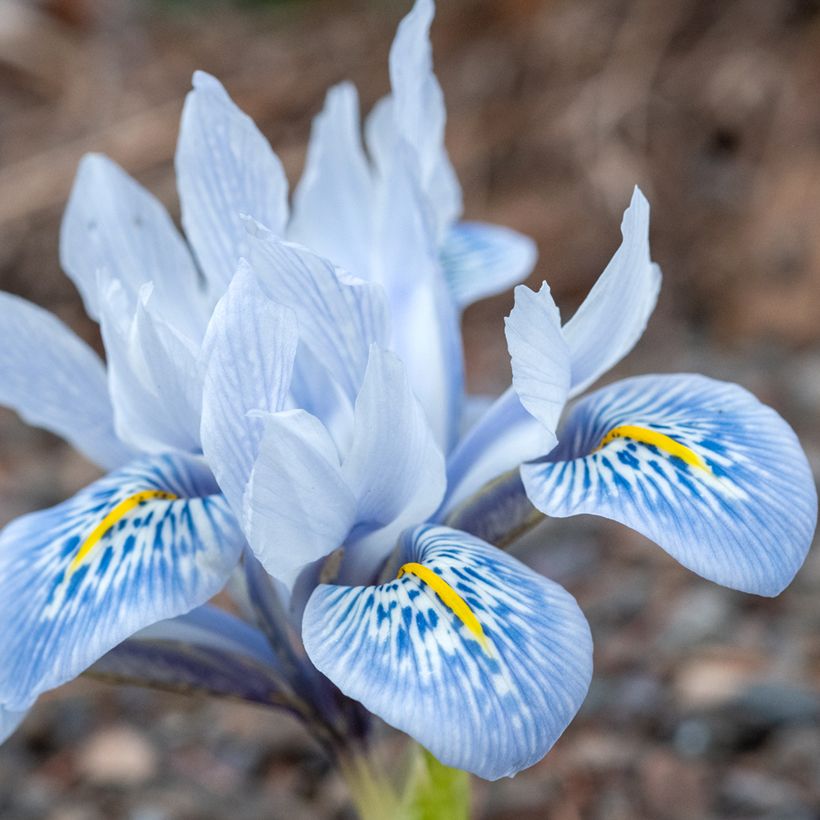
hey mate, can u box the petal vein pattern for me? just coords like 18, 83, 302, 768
303, 525, 592, 780
522, 374, 818, 595
0, 454, 243, 710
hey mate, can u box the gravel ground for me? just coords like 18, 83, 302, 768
0, 0, 818, 817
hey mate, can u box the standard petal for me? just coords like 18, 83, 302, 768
386, 0, 462, 234
341, 346, 446, 576
245, 410, 357, 588
442, 283, 569, 510
99, 281, 203, 454
441, 221, 537, 310
289, 82, 374, 278
562, 187, 661, 397
248, 228, 389, 405
60, 153, 207, 339
522, 374, 818, 596
0, 291, 134, 470
200, 264, 298, 514
303, 524, 592, 780
0, 453, 243, 710
176, 71, 289, 292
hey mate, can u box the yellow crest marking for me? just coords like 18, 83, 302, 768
397, 562, 490, 652
596, 424, 710, 472
68, 490, 178, 574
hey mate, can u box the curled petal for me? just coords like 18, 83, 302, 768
562, 187, 660, 396
441, 221, 537, 310
304, 525, 592, 780
0, 291, 133, 470
522, 374, 818, 596
176, 71, 289, 292
0, 454, 243, 710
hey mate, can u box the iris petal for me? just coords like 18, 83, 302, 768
303, 524, 592, 780
0, 453, 243, 710
522, 374, 818, 595
441, 221, 537, 310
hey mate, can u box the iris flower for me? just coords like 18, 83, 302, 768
0, 0, 815, 794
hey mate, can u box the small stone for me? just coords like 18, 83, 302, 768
674, 649, 765, 708
77, 725, 157, 787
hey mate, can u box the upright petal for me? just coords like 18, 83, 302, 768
443, 283, 569, 510
245, 410, 357, 588
562, 187, 661, 396
99, 281, 203, 455
0, 453, 243, 711
0, 291, 133, 470
289, 83, 374, 279
441, 221, 537, 310
176, 71, 289, 292
248, 229, 389, 406
303, 524, 592, 780
60, 154, 207, 339
200, 264, 298, 514
522, 374, 818, 596
341, 346, 446, 576
386, 0, 462, 234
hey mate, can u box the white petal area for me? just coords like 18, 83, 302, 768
289, 82, 374, 279
441, 221, 537, 310
200, 264, 298, 515
99, 281, 203, 455
506, 282, 571, 432
374, 145, 463, 451
341, 347, 446, 575
176, 71, 289, 293
248, 228, 389, 404
0, 291, 133, 470
0, 453, 244, 711
60, 153, 207, 340
523, 374, 818, 596
562, 187, 661, 397
304, 525, 592, 780
386, 0, 462, 234
1, 705, 28, 744
245, 410, 357, 588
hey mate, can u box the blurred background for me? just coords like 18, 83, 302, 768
1, 0, 819, 817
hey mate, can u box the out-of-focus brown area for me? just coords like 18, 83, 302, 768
1, 0, 819, 817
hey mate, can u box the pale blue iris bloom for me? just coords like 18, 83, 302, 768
0, 0, 815, 785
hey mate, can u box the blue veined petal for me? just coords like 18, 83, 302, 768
176, 71, 289, 293
60, 154, 208, 339
289, 82, 374, 279
0, 291, 134, 471
0, 453, 244, 711
1, 706, 27, 744
98, 280, 203, 455
522, 374, 818, 596
247, 227, 390, 408
303, 524, 592, 780
441, 221, 537, 310
200, 263, 298, 516
442, 283, 569, 511
562, 187, 661, 397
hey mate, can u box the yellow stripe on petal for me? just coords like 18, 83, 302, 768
596, 424, 710, 472
68, 490, 178, 574
397, 562, 490, 652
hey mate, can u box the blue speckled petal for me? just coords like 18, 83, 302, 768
522, 374, 818, 596
0, 454, 243, 710
441, 221, 537, 310
303, 525, 592, 780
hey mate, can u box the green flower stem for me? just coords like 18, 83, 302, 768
339, 741, 471, 820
